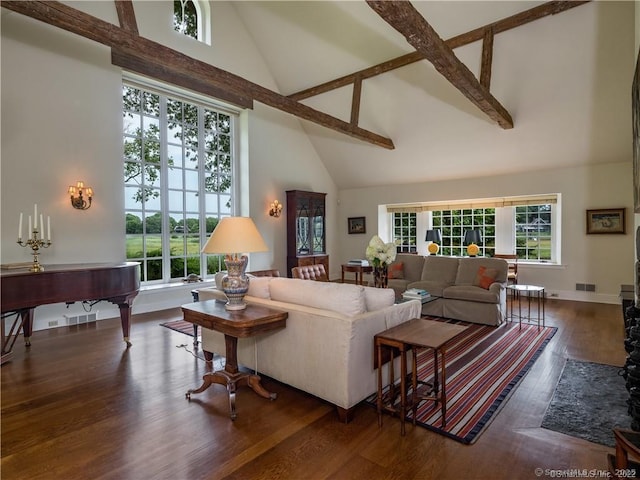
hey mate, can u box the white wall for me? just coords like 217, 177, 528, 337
338, 161, 635, 304
0, 3, 336, 330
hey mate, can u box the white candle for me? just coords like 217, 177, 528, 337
47, 216, 51, 241
34, 204, 38, 230
28, 215, 32, 234
40, 214, 43, 238
18, 213, 23, 240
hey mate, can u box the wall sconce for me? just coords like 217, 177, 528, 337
269, 200, 283, 218
68, 181, 93, 210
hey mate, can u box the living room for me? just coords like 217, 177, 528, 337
1, 1, 637, 330
1, 1, 639, 477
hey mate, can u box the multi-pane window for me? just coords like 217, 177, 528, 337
515, 204, 552, 261
432, 209, 496, 257
123, 83, 235, 283
393, 212, 417, 253
173, 0, 198, 40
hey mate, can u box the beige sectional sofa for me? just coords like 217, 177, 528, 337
387, 254, 509, 326
196, 277, 421, 422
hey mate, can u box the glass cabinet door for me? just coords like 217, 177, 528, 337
311, 198, 325, 254
296, 200, 310, 254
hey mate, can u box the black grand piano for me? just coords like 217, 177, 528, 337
1, 262, 140, 364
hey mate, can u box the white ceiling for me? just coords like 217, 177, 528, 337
231, 1, 634, 189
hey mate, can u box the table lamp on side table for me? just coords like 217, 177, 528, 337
425, 229, 442, 255
464, 229, 482, 257
201, 217, 268, 311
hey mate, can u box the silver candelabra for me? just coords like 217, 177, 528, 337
17, 228, 51, 272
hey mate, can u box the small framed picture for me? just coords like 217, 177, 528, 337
586, 208, 626, 234
348, 216, 366, 234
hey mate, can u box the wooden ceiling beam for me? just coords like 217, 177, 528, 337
351, 75, 362, 125
1, 1, 394, 149
111, 49, 254, 110
367, 0, 513, 129
480, 28, 494, 90
288, 1, 589, 102
114, 0, 138, 35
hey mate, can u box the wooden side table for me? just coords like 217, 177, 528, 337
341, 264, 373, 285
182, 300, 287, 420
375, 318, 468, 435
608, 428, 640, 478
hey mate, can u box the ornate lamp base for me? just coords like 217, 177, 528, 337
222, 255, 250, 311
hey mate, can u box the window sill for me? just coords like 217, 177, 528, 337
518, 262, 565, 269
140, 280, 215, 293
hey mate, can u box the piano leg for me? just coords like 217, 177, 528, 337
22, 309, 33, 347
118, 302, 133, 347
1, 309, 32, 364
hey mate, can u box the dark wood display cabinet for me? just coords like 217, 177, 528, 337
286, 190, 328, 277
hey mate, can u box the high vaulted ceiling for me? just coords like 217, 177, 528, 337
2, 1, 633, 190
231, 1, 633, 189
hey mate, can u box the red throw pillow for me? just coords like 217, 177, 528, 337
474, 266, 498, 290
388, 262, 404, 279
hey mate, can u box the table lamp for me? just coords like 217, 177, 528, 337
201, 217, 268, 310
464, 229, 482, 257
425, 229, 442, 255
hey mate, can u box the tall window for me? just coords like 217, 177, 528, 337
515, 204, 552, 261
432, 209, 496, 257
174, 1, 198, 39
123, 83, 235, 284
393, 212, 417, 253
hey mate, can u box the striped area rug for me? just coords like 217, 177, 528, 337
373, 319, 556, 444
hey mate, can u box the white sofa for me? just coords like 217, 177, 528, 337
196, 277, 421, 422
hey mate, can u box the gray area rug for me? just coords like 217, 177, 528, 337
541, 359, 631, 447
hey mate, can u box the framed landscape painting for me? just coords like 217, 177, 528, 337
586, 208, 626, 234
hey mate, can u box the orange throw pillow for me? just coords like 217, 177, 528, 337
388, 262, 404, 279
473, 266, 498, 290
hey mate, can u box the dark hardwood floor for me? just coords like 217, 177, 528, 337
1, 299, 629, 479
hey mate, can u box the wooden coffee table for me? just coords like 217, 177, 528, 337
375, 318, 468, 435
182, 300, 287, 420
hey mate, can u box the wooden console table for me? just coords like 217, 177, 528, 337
182, 300, 287, 420
375, 318, 468, 435
341, 264, 373, 285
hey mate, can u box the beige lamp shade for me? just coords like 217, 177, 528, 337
201, 217, 268, 256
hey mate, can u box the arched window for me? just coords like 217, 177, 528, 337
174, 0, 198, 40
173, 0, 211, 45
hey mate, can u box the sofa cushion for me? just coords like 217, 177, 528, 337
455, 257, 508, 285
393, 254, 425, 283
443, 285, 500, 304
269, 277, 366, 316
473, 266, 498, 290
421, 256, 459, 284
407, 280, 448, 298
214, 270, 227, 290
388, 262, 404, 279
363, 286, 396, 312
247, 276, 271, 299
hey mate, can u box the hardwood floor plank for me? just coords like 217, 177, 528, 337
1, 300, 629, 479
